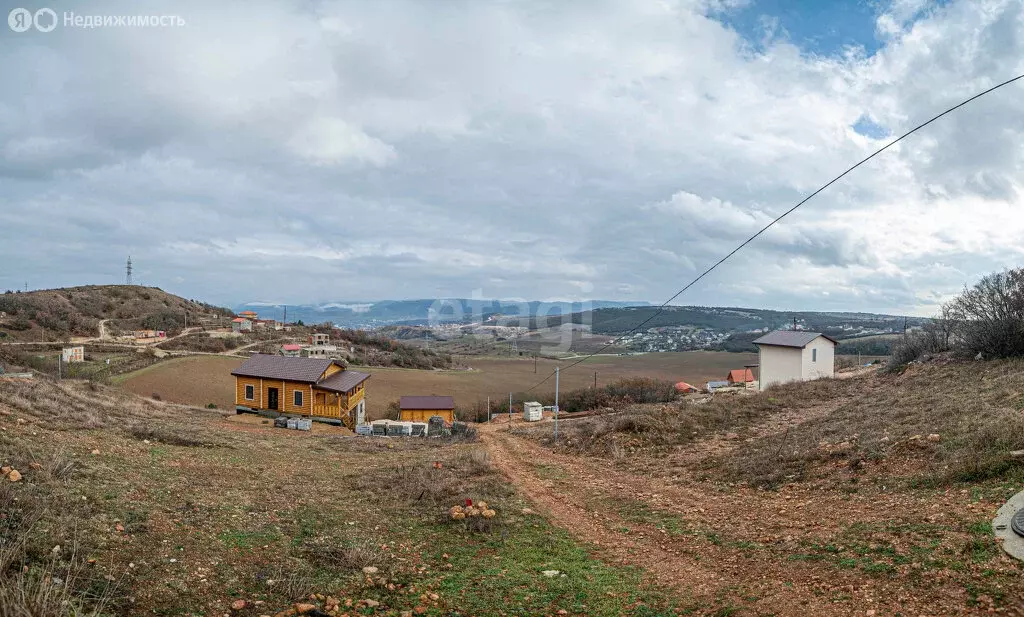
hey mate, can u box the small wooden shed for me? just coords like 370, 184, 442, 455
399, 395, 455, 424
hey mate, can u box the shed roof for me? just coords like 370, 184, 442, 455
727, 369, 755, 383
674, 381, 698, 392
400, 395, 455, 410
232, 317, 248, 323
281, 344, 302, 351
231, 354, 336, 383
752, 331, 838, 348
316, 370, 370, 393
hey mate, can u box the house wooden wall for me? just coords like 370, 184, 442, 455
235, 376, 313, 414
400, 408, 454, 423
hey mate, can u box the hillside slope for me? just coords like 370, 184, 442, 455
504, 359, 1024, 614
0, 377, 678, 616
0, 285, 232, 340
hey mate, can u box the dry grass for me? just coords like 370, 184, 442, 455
518, 377, 856, 457
359, 448, 508, 509
301, 536, 390, 572
699, 360, 1024, 487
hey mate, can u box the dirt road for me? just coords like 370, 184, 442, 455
479, 424, 1019, 616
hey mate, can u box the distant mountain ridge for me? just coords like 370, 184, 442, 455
233, 299, 649, 328
572, 305, 927, 335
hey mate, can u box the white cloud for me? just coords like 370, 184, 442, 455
1, 0, 1023, 315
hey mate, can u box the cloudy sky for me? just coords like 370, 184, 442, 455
1, 0, 1023, 314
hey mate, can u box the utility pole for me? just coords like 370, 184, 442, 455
508, 392, 512, 424
126, 256, 133, 286
554, 366, 560, 441
594, 371, 597, 389
792, 317, 797, 331
487, 396, 490, 423
534, 354, 537, 373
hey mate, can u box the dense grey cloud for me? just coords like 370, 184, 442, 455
1, 0, 1024, 315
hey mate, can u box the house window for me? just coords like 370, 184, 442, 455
812, 348, 817, 362
294, 390, 303, 407
245, 384, 254, 400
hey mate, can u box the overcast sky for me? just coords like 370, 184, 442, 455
1, 0, 1023, 314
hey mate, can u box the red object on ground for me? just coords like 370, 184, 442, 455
465, 498, 473, 507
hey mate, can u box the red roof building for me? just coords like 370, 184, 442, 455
674, 381, 698, 393
726, 369, 755, 384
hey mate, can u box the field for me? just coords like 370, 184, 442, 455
115, 355, 244, 410
116, 351, 758, 418
7, 356, 1024, 616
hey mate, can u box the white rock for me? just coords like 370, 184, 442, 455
541, 570, 560, 577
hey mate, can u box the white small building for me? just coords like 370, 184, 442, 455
61, 346, 85, 363
753, 331, 837, 391
302, 344, 338, 359
523, 401, 543, 422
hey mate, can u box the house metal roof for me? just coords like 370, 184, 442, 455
316, 370, 370, 393
231, 354, 336, 382
400, 395, 455, 410
752, 331, 838, 348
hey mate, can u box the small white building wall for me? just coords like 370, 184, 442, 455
800, 336, 836, 380
758, 345, 803, 390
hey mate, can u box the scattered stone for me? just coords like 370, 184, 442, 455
927, 433, 941, 442
231, 599, 247, 611
1010, 450, 1024, 458
725, 432, 740, 440
521, 507, 534, 515
273, 610, 297, 617
28, 462, 41, 470
557, 610, 569, 615
293, 603, 316, 615
1, 466, 11, 476
91, 449, 100, 455
362, 566, 379, 575
414, 606, 427, 615
428, 593, 439, 601
542, 570, 560, 577
8, 469, 22, 482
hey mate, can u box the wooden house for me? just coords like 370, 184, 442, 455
232, 355, 369, 427
399, 395, 455, 424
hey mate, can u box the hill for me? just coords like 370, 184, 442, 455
0, 376, 676, 616
233, 298, 649, 328
0, 285, 232, 341
6, 354, 1024, 614
527, 305, 927, 353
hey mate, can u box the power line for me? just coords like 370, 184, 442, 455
526, 72, 1024, 393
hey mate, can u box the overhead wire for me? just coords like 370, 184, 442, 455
524, 73, 1024, 393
